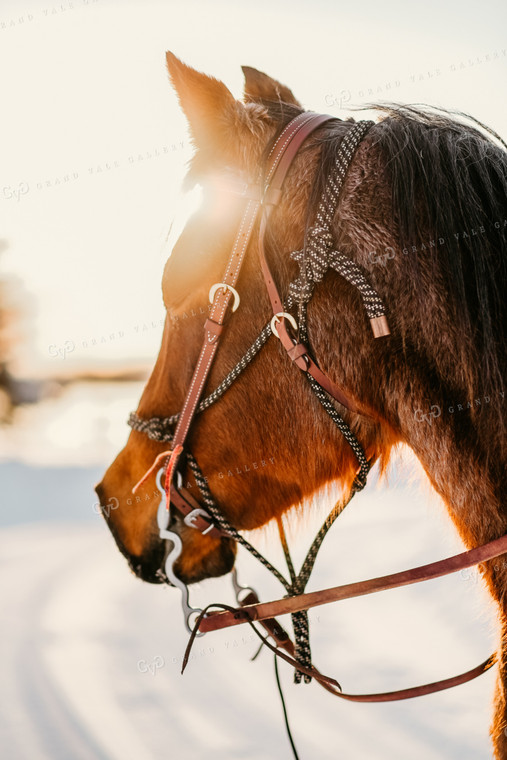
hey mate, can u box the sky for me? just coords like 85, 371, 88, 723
1, 0, 506, 375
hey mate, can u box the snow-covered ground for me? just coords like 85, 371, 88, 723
0, 382, 498, 759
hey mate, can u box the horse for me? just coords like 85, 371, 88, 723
95, 52, 507, 756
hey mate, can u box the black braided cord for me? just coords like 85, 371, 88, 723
186, 451, 291, 591
187, 444, 355, 683
129, 405, 358, 683
128, 321, 273, 442
128, 409, 359, 683
288, 120, 386, 325
284, 300, 371, 681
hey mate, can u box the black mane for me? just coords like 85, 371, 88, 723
263, 101, 507, 442
369, 103, 507, 396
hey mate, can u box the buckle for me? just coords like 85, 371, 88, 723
209, 282, 240, 312
270, 311, 298, 339
184, 508, 215, 536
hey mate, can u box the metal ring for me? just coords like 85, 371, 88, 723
231, 568, 257, 605
208, 283, 240, 312
270, 312, 298, 339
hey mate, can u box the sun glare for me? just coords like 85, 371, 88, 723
164, 183, 204, 257
164, 171, 252, 260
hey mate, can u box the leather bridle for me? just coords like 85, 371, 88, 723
170, 112, 377, 463
129, 110, 507, 702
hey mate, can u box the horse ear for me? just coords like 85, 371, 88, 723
165, 51, 242, 152
241, 66, 301, 106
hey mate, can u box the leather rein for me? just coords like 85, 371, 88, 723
130, 111, 506, 702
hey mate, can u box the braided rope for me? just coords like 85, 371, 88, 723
186, 452, 291, 591
128, 412, 174, 442
295, 494, 355, 592
307, 376, 370, 491
130, 399, 357, 683
288, 120, 386, 323
330, 251, 385, 320
187, 445, 356, 684
298, 305, 370, 495
281, 309, 368, 681
130, 382, 361, 683
287, 491, 364, 682
292, 609, 312, 683
128, 322, 273, 442
289, 489, 357, 681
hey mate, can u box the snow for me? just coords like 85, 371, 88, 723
0, 382, 499, 759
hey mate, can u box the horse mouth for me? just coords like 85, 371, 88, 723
105, 516, 236, 585
105, 516, 167, 584
96, 485, 236, 585
126, 547, 167, 584
119, 534, 236, 586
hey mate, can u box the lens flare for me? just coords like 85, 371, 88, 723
164, 184, 204, 256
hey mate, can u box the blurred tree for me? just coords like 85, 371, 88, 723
0, 239, 37, 420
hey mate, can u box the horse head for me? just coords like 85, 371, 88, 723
95, 53, 397, 586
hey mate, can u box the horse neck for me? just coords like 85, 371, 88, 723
321, 135, 506, 545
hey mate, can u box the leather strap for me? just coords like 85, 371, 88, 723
171, 195, 262, 451
259, 617, 496, 702
199, 532, 507, 631
169, 485, 223, 540
262, 113, 333, 199
258, 230, 361, 411
275, 327, 360, 413
256, 119, 362, 413
193, 537, 507, 702
187, 590, 497, 703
